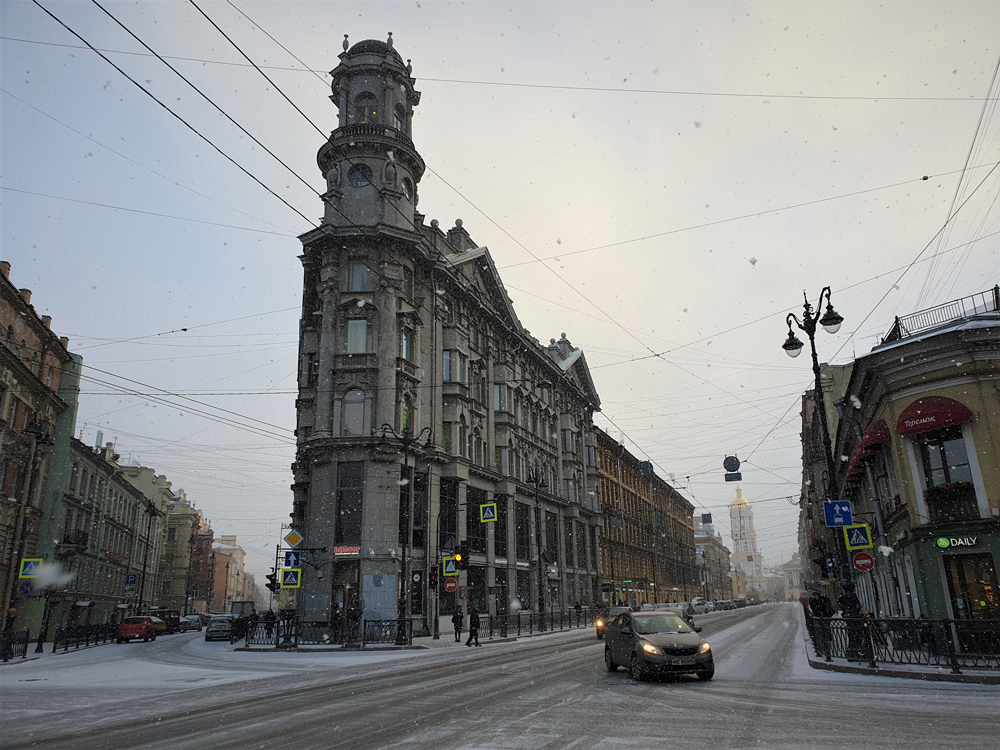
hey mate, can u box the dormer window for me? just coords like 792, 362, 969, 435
354, 92, 378, 124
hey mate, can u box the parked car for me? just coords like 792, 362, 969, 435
604, 611, 713, 681
117, 616, 158, 643
205, 616, 234, 642
145, 608, 181, 633
596, 606, 633, 640
179, 615, 203, 632
148, 616, 167, 633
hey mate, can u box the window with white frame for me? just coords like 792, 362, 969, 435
346, 319, 367, 354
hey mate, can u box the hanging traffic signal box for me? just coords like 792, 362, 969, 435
457, 541, 470, 570
265, 571, 279, 593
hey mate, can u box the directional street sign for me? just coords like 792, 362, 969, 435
844, 523, 874, 551
823, 501, 853, 528
281, 568, 302, 588
284, 551, 301, 568
442, 557, 459, 576
853, 551, 876, 573
283, 529, 303, 548
444, 577, 458, 593
18, 559, 43, 578
480, 502, 497, 523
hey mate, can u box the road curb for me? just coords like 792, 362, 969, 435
795, 607, 1000, 685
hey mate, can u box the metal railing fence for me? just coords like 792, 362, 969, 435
807, 616, 1000, 673
1, 629, 30, 661
53, 623, 117, 653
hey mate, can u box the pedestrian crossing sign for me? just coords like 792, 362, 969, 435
843, 523, 874, 551
480, 502, 497, 523
443, 557, 459, 576
19, 558, 43, 578
281, 568, 302, 588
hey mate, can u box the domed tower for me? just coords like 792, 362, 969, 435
729, 486, 763, 579
317, 33, 425, 229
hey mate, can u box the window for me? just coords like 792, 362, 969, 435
335, 462, 364, 544
401, 395, 412, 431
348, 163, 374, 187
545, 511, 559, 556
493, 384, 502, 411
400, 329, 413, 361
467, 488, 488, 554
401, 177, 413, 201
4, 327, 11, 348
394, 103, 407, 131
515, 504, 531, 560
576, 521, 587, 569
585, 445, 597, 467
346, 319, 367, 354
440, 478, 459, 552
917, 425, 979, 523
443, 350, 452, 381
354, 92, 378, 123
564, 517, 574, 565
402, 265, 414, 299
459, 353, 467, 384
495, 497, 508, 557
442, 423, 452, 454
342, 389, 365, 436
70, 464, 79, 493
348, 261, 370, 292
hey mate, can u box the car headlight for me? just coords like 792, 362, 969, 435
595, 620, 603, 627
700, 642, 711, 653
641, 642, 661, 655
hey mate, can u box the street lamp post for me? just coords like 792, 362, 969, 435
136, 501, 162, 612
379, 424, 432, 646
782, 286, 851, 580
525, 469, 547, 618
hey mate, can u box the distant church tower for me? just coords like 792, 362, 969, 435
729, 486, 763, 579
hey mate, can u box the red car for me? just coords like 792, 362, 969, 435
117, 616, 158, 643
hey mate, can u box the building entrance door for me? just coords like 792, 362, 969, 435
943, 553, 998, 620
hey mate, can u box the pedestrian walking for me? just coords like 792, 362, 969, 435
466, 606, 481, 647
452, 606, 464, 643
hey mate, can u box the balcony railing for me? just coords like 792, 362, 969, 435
925, 483, 981, 524
883, 285, 1000, 342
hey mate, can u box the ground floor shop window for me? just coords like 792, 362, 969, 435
944, 552, 998, 620
468, 565, 487, 612
515, 503, 531, 560
516, 569, 532, 610
332, 561, 360, 611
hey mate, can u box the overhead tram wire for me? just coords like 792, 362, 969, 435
8, 36, 1000, 103
30, 0, 315, 228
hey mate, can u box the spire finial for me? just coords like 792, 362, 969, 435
406, 58, 413, 75
387, 31, 394, 49
343, 34, 349, 52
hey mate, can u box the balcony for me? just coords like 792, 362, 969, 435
55, 528, 88, 556
925, 483, 981, 524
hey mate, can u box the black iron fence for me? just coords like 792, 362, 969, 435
1, 629, 30, 662
243, 608, 600, 649
53, 623, 116, 653
807, 616, 1000, 672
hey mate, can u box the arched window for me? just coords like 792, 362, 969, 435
394, 103, 406, 131
348, 163, 373, 188
342, 389, 365, 436
354, 92, 378, 124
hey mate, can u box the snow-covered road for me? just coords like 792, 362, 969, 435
2, 604, 996, 749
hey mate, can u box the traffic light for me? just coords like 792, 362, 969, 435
457, 541, 470, 570
265, 570, 278, 593
429, 571, 438, 588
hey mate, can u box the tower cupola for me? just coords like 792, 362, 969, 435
317, 33, 424, 230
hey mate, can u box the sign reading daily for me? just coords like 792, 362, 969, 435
936, 536, 978, 549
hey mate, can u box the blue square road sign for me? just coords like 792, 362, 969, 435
823, 501, 853, 527
284, 551, 301, 567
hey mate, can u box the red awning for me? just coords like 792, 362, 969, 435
843, 419, 890, 480
896, 396, 973, 436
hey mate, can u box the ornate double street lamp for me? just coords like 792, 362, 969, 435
380, 424, 432, 645
782, 287, 852, 580
525, 468, 547, 617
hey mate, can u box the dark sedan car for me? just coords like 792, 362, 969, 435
595, 606, 632, 640
604, 611, 714, 681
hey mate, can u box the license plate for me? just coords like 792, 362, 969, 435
673, 658, 696, 666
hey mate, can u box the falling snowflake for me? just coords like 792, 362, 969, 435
357, 299, 366, 307
850, 395, 862, 409
398, 478, 410, 486
749, 257, 757, 267
879, 545, 894, 557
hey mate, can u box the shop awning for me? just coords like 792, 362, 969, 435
896, 396, 973, 436
844, 419, 890, 480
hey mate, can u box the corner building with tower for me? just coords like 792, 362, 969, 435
291, 37, 603, 632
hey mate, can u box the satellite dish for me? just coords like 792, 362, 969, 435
723, 455, 741, 472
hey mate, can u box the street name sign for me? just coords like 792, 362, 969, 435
843, 523, 874, 550
823, 501, 853, 527
442, 557, 458, 576
480, 502, 497, 522
281, 568, 302, 588
284, 551, 301, 567
283, 529, 303, 548
18, 559, 42, 578
853, 551, 875, 572
444, 577, 458, 593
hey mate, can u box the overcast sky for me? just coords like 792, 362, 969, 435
3, 0, 999, 577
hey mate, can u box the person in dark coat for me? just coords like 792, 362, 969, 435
466, 606, 481, 647
451, 606, 464, 643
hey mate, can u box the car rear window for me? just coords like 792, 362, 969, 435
123, 617, 146, 624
